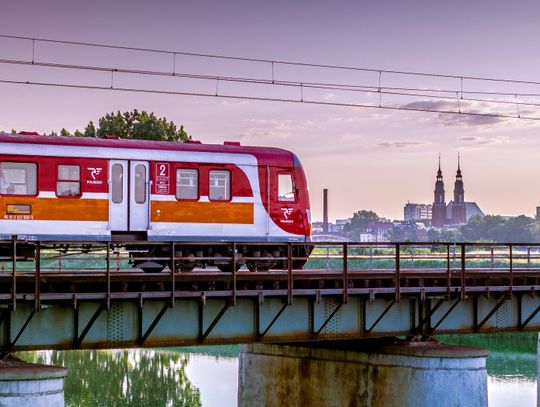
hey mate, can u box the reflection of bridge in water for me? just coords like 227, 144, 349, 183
3, 239, 539, 406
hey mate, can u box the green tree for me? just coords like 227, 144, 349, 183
83, 121, 96, 137
92, 109, 190, 142
343, 210, 379, 233
459, 215, 538, 243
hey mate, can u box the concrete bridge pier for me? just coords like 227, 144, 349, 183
0, 356, 67, 407
239, 340, 488, 407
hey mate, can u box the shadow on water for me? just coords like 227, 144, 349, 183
17, 349, 202, 407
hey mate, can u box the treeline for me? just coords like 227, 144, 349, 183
429, 215, 540, 243
344, 210, 540, 243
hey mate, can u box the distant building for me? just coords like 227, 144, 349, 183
430, 155, 484, 227
404, 203, 432, 222
370, 220, 394, 242
334, 218, 351, 233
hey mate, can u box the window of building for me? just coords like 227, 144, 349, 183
209, 170, 230, 201
176, 169, 198, 200
57, 165, 81, 197
134, 164, 146, 204
278, 173, 295, 202
0, 162, 37, 195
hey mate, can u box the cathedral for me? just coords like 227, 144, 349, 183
431, 155, 483, 228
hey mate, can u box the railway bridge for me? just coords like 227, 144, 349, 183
0, 239, 538, 352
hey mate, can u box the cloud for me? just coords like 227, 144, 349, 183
376, 140, 427, 149
458, 135, 509, 145
437, 113, 504, 127
402, 100, 456, 111
401, 100, 506, 127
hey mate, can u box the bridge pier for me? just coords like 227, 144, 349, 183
0, 356, 67, 407
239, 340, 488, 407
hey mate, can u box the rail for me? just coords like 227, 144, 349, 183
1, 240, 540, 308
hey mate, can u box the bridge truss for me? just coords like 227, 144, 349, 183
0, 240, 540, 351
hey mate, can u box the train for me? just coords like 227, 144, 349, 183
0, 132, 312, 271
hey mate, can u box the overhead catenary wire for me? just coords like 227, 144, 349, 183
1, 78, 538, 121
1, 33, 540, 120
2, 57, 540, 110
2, 33, 540, 87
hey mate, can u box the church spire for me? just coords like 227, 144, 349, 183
432, 154, 446, 227
452, 153, 466, 224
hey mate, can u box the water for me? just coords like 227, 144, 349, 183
17, 341, 537, 406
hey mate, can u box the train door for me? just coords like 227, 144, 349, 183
129, 161, 150, 231
269, 167, 303, 235
108, 160, 150, 232
109, 160, 128, 231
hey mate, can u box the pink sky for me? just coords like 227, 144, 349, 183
2, 0, 540, 221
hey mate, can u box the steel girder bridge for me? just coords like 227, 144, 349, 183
0, 240, 540, 352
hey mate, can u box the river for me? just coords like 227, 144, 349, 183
16, 333, 538, 406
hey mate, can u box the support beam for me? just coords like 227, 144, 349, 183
416, 299, 445, 335
476, 295, 508, 332
429, 298, 461, 333
75, 303, 106, 348
139, 301, 170, 346
199, 302, 230, 343
519, 299, 540, 330
8, 309, 35, 351
367, 300, 395, 333
314, 302, 343, 336
258, 302, 288, 340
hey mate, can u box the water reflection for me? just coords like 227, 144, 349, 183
18, 349, 202, 407
14, 342, 538, 407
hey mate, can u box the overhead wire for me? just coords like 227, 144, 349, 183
1, 33, 540, 120
2, 57, 540, 110
1, 78, 538, 121
2, 33, 540, 86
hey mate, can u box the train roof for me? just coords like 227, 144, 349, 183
0, 132, 297, 167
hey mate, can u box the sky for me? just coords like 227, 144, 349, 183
2, 0, 540, 221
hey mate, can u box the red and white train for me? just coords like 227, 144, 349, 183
0, 132, 312, 271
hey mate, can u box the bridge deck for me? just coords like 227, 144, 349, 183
0, 240, 539, 351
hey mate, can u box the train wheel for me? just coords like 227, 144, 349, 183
217, 263, 241, 273
246, 262, 271, 272
140, 261, 166, 273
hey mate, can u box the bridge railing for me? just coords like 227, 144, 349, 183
1, 240, 540, 306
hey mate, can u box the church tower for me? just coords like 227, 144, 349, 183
431, 155, 446, 227
451, 154, 466, 224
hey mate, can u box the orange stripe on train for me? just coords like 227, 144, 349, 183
0, 197, 108, 221
152, 201, 254, 224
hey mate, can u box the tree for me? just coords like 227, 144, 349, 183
343, 210, 379, 233
89, 109, 190, 142
458, 215, 538, 243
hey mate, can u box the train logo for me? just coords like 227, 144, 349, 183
281, 208, 293, 221
87, 167, 103, 184
88, 167, 102, 180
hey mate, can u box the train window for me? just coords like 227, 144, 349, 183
209, 170, 230, 201
278, 173, 295, 202
0, 162, 37, 195
134, 164, 147, 204
176, 169, 198, 200
111, 164, 123, 203
57, 165, 81, 197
